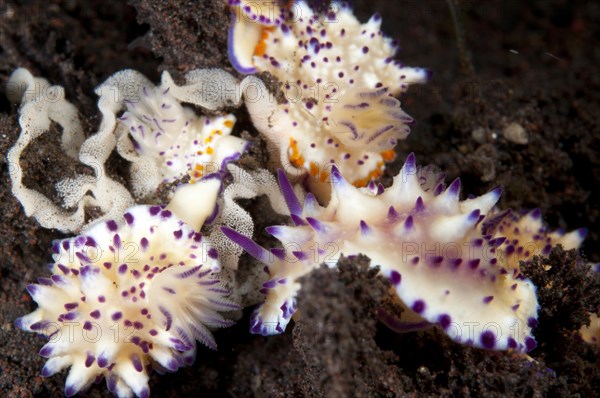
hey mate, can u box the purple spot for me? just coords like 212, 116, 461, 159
507, 337, 518, 349
415, 197, 425, 212
389, 271, 401, 286
65, 385, 77, 397
37, 277, 53, 286
208, 248, 219, 259
140, 387, 150, 398
97, 354, 110, 368
173, 229, 183, 239
39, 345, 53, 357
63, 312, 77, 321
404, 215, 414, 230
483, 296, 494, 304
160, 306, 173, 331
118, 264, 128, 274
166, 358, 178, 371
468, 259, 480, 269
111, 312, 122, 321
113, 234, 122, 248
449, 258, 462, 268
161, 210, 172, 218
525, 336, 537, 352
412, 300, 425, 314
124, 212, 134, 225
85, 352, 95, 367
131, 354, 143, 372
360, 220, 370, 235
448, 178, 461, 196
106, 220, 118, 231
542, 244, 552, 255
480, 330, 496, 349
57, 264, 69, 274
149, 206, 161, 216
527, 317, 538, 329
489, 237, 506, 248
26, 284, 38, 296
428, 255, 444, 267
439, 314, 452, 330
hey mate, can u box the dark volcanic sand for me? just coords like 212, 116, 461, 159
1, 0, 599, 397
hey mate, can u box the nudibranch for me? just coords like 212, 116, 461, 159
96, 69, 249, 199
227, 1, 429, 196
482, 208, 587, 274
222, 153, 540, 352
15, 178, 238, 398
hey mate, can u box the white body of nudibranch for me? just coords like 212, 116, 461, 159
16, 178, 238, 398
223, 154, 540, 352
97, 69, 248, 199
227, 1, 429, 190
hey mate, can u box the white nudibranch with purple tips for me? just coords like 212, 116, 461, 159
227, 1, 429, 192
222, 153, 540, 352
16, 178, 238, 398
97, 69, 249, 199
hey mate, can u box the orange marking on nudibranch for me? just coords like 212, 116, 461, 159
254, 27, 275, 57
320, 170, 329, 183
224, 120, 234, 128
381, 149, 396, 162
309, 162, 319, 176
289, 138, 305, 168
352, 161, 385, 187
206, 147, 214, 155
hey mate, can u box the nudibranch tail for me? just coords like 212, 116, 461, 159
482, 207, 588, 275
223, 153, 540, 352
